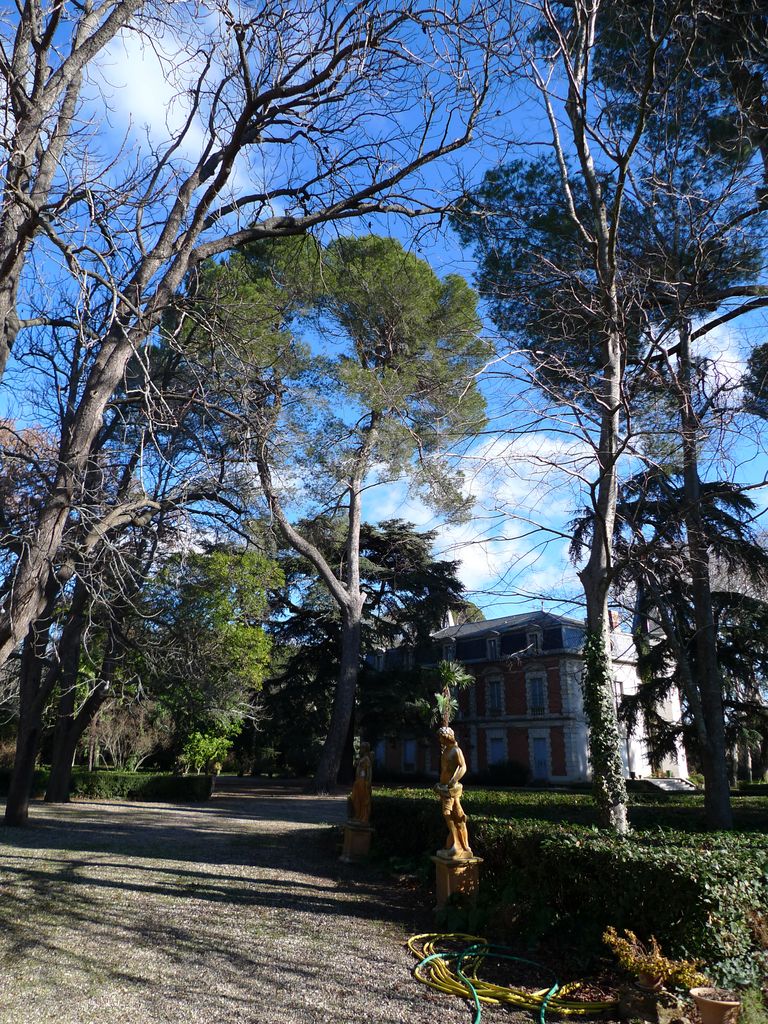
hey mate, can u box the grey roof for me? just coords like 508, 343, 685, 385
431, 610, 585, 642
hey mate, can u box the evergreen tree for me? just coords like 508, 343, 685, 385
262, 519, 467, 777
179, 237, 488, 788
606, 469, 768, 778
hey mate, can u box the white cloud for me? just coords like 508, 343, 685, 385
693, 320, 748, 397
360, 438, 585, 616
92, 19, 257, 197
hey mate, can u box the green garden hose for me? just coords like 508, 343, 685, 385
407, 933, 618, 1024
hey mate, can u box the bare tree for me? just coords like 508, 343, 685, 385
2, 312, 279, 821
0, 0, 495, 687
454, 0, 768, 829
459, 0, 689, 832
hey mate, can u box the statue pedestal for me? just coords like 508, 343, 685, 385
431, 854, 483, 910
340, 821, 374, 863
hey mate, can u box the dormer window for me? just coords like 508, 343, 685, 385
526, 628, 543, 654
486, 633, 499, 661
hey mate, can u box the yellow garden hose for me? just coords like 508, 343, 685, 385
407, 933, 618, 1024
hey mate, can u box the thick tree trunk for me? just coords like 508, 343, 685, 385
46, 682, 78, 803
313, 608, 363, 793
4, 606, 56, 826
45, 732, 78, 803
5, 721, 41, 826
337, 714, 356, 786
678, 323, 733, 830
45, 682, 111, 802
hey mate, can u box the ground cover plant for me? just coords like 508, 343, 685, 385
372, 787, 768, 987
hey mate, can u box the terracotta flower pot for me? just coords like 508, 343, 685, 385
690, 986, 741, 1024
636, 973, 663, 993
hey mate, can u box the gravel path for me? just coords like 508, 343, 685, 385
0, 778, 518, 1024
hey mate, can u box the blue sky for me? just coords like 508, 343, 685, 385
63, 20, 768, 613
6, 8, 768, 623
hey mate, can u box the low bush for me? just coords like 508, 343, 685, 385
70, 770, 213, 802
372, 789, 768, 986
0, 767, 48, 798
0, 768, 213, 802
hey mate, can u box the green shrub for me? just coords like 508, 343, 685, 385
178, 730, 236, 775
741, 987, 768, 1024
737, 783, 768, 796
372, 789, 440, 857
70, 770, 213, 802
0, 767, 49, 798
0, 768, 213, 803
372, 789, 768, 985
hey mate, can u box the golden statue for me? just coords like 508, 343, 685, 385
347, 742, 373, 824
434, 726, 473, 860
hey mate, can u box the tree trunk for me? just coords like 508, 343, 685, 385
577, 329, 629, 834
580, 591, 630, 833
45, 681, 112, 802
337, 714, 356, 786
45, 594, 119, 803
755, 735, 768, 782
46, 733, 78, 803
5, 720, 41, 827
313, 607, 363, 793
551, 0, 632, 834
4, 607, 55, 826
46, 677, 77, 803
45, 602, 84, 803
678, 323, 733, 830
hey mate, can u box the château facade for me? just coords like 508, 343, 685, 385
371, 611, 688, 784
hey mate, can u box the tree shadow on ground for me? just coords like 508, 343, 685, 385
0, 779, 430, 954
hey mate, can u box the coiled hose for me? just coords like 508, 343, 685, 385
407, 933, 618, 1024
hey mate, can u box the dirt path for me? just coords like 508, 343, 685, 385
0, 778, 513, 1024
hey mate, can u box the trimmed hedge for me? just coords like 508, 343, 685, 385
0, 768, 213, 802
0, 768, 48, 798
372, 789, 768, 986
69, 770, 214, 802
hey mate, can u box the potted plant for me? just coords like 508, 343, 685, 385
603, 927, 709, 992
689, 987, 742, 1024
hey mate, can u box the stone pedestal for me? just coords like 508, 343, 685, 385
618, 985, 660, 1024
618, 985, 685, 1024
431, 855, 483, 910
340, 821, 374, 863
